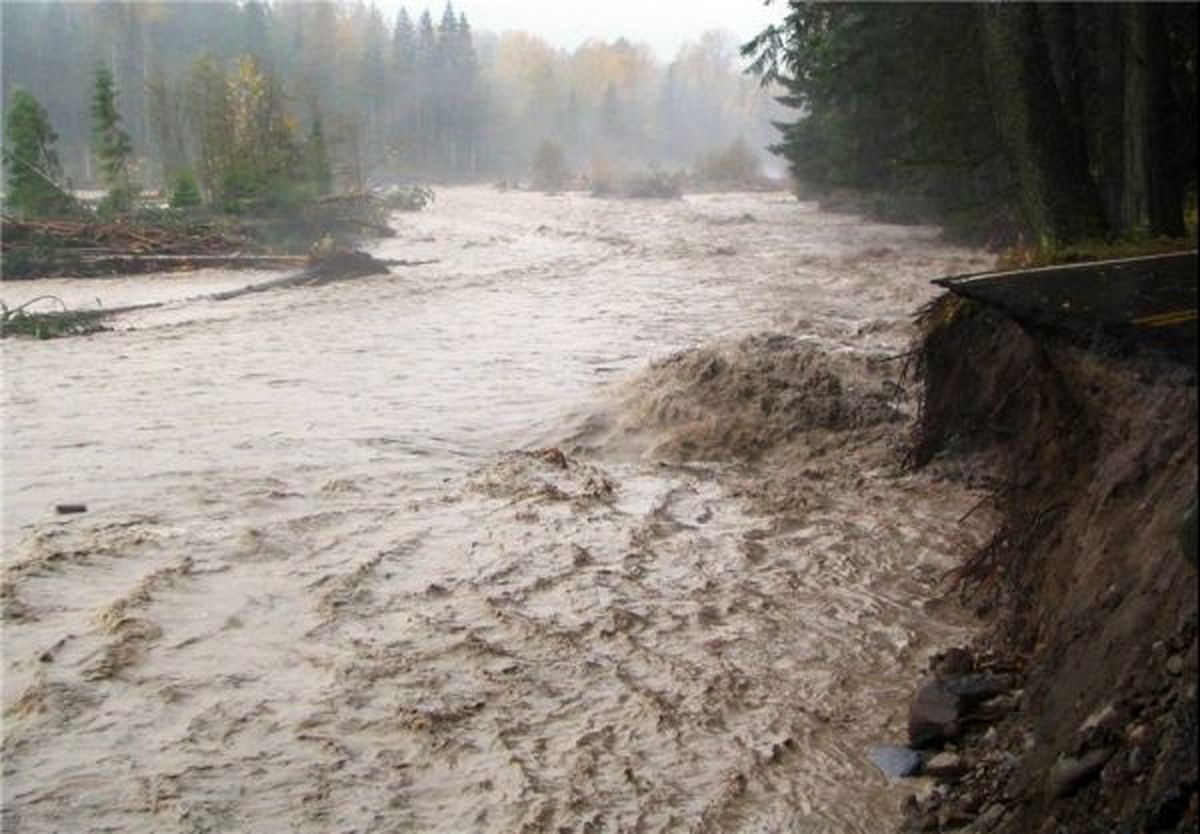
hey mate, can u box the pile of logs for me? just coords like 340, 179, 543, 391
0, 215, 306, 278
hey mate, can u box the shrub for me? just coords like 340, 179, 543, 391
169, 170, 203, 209
693, 137, 764, 188
531, 140, 570, 192
622, 168, 683, 199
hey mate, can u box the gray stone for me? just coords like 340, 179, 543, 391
1167, 655, 1184, 676
1046, 748, 1114, 798
868, 744, 922, 779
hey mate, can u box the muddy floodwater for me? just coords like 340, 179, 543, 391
1, 188, 996, 833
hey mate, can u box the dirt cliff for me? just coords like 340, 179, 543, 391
900, 296, 1198, 833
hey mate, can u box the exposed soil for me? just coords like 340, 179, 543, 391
899, 296, 1198, 833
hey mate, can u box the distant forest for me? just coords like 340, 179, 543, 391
0, 1, 780, 191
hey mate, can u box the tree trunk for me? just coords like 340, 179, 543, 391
979, 4, 1108, 245
1074, 3, 1126, 231
1122, 6, 1151, 232
1141, 5, 1185, 237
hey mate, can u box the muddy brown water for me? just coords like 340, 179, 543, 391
2, 188, 995, 833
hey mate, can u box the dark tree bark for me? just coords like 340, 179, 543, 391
1121, 5, 1186, 237
1140, 4, 1185, 237
1163, 3, 1197, 205
979, 3, 1108, 245
1073, 3, 1126, 231
1039, 4, 1085, 139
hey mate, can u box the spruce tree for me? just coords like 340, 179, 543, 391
2, 88, 76, 218
90, 64, 134, 214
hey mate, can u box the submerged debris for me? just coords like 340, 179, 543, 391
1, 296, 109, 339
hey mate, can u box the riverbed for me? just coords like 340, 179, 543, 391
1, 187, 994, 833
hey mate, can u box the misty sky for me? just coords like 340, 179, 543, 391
381, 0, 784, 60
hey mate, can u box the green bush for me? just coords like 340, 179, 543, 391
169, 170, 202, 209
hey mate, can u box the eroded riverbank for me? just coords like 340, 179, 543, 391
2, 187, 995, 832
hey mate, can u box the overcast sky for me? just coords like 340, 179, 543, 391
381, 0, 784, 61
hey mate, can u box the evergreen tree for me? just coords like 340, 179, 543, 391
307, 108, 333, 196
168, 169, 202, 208
389, 8, 418, 166
358, 5, 389, 163
454, 11, 482, 176
90, 64, 134, 213
414, 10, 438, 170
745, 2, 1196, 243
392, 8, 417, 69
3, 88, 75, 218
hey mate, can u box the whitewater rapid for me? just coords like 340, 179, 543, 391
1, 187, 994, 833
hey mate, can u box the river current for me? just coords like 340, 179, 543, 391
1, 188, 994, 833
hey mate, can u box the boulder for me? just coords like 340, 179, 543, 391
910, 679, 964, 748
1046, 748, 1114, 798
942, 673, 1012, 709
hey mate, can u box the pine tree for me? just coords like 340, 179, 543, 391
414, 11, 438, 171
455, 11, 482, 176
3, 88, 76, 218
90, 64, 134, 214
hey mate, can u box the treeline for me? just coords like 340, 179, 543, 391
0, 1, 778, 192
745, 3, 1198, 245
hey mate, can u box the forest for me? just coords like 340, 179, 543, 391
0, 0, 779, 199
745, 2, 1199, 249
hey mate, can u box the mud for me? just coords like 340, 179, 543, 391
2, 188, 995, 832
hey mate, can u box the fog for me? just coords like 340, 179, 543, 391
0, 1, 787, 190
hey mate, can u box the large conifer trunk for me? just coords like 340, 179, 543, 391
979, 3, 1107, 245
1137, 4, 1186, 237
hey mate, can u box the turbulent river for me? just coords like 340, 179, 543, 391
1, 188, 996, 833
